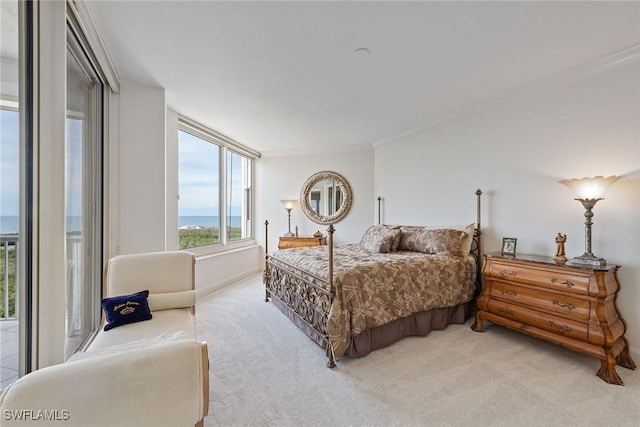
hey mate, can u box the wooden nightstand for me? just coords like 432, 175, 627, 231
472, 252, 636, 385
278, 231, 326, 250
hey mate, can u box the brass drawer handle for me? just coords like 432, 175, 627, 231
499, 270, 518, 277
550, 277, 575, 288
500, 288, 518, 296
498, 307, 514, 316
552, 299, 575, 311
548, 320, 572, 334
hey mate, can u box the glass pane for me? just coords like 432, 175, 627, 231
0, 110, 19, 387
65, 45, 101, 359
178, 130, 220, 249
226, 150, 252, 241
0, 0, 21, 387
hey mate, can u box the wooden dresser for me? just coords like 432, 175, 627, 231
472, 252, 636, 385
278, 233, 326, 250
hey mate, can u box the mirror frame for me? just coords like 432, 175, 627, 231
300, 171, 353, 225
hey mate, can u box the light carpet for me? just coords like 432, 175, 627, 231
197, 274, 639, 427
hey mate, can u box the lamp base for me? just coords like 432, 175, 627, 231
283, 231, 294, 237
568, 253, 607, 267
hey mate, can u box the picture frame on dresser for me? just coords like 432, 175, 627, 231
501, 237, 517, 256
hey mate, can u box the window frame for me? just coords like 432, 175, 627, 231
64, 13, 107, 360
177, 116, 259, 256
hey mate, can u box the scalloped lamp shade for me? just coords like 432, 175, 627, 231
559, 175, 622, 266
281, 199, 296, 210
559, 175, 621, 200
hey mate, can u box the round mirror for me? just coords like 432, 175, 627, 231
300, 171, 353, 225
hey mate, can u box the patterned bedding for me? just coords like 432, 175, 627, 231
271, 243, 476, 361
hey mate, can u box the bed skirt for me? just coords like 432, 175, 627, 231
345, 303, 470, 357
270, 295, 470, 360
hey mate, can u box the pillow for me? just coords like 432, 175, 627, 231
399, 228, 469, 256
359, 225, 401, 253
426, 228, 469, 256
101, 290, 153, 331
147, 290, 196, 312
381, 225, 402, 251
426, 223, 475, 256
398, 226, 427, 251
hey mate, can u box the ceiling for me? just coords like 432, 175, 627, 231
85, 1, 640, 155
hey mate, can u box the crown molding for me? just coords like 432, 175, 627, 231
372, 44, 640, 149
261, 143, 372, 158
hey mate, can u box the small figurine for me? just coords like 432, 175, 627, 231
554, 233, 567, 263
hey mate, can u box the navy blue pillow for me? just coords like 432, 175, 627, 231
101, 290, 153, 331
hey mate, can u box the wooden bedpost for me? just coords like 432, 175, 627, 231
377, 196, 382, 224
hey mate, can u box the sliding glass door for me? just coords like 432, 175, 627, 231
0, 0, 32, 387
64, 27, 104, 359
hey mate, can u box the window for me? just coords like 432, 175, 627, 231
64, 15, 106, 360
226, 150, 252, 242
178, 118, 257, 251
178, 130, 221, 248
0, 0, 33, 383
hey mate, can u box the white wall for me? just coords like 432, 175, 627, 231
194, 245, 262, 296
375, 62, 640, 357
165, 108, 179, 251
35, 0, 67, 368
117, 80, 166, 254
257, 146, 375, 257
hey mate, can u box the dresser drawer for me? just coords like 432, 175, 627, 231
488, 280, 591, 321
475, 253, 634, 385
486, 260, 590, 295
487, 299, 588, 342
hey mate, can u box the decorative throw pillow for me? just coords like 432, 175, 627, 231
426, 223, 475, 256
398, 226, 427, 251
101, 290, 153, 331
359, 225, 401, 253
423, 228, 469, 256
399, 228, 468, 256
382, 225, 402, 251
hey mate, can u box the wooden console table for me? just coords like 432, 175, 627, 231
278, 232, 326, 250
472, 252, 636, 385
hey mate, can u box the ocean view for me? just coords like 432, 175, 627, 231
0, 216, 242, 233
179, 216, 242, 229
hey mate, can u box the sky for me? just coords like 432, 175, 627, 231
178, 129, 243, 217
178, 130, 220, 217
0, 109, 19, 216
1, 115, 244, 222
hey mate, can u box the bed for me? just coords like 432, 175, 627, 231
263, 190, 483, 367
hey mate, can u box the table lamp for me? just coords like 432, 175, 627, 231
280, 199, 296, 237
559, 175, 621, 266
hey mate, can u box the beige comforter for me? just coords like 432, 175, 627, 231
271, 244, 475, 360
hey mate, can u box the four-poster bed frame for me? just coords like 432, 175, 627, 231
263, 189, 483, 367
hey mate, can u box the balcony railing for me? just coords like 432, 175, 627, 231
1, 234, 18, 320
